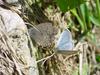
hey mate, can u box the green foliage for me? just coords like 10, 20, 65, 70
55, 0, 100, 39
56, 0, 86, 12
71, 9, 85, 33
90, 15, 100, 26
95, 0, 100, 20
72, 2, 93, 34
90, 0, 100, 27
96, 54, 100, 62
70, 1, 100, 39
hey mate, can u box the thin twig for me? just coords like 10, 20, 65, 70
37, 53, 55, 63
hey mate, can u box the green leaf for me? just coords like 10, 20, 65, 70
95, 0, 100, 20
90, 14, 100, 27
79, 3, 92, 32
56, 0, 68, 12
56, 0, 87, 12
96, 54, 100, 62
80, 4, 87, 32
71, 9, 85, 33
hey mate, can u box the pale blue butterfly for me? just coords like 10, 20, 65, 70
55, 29, 77, 54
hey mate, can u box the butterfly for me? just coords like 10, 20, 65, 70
29, 23, 78, 54
55, 29, 78, 54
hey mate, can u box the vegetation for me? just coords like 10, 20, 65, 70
0, 0, 100, 75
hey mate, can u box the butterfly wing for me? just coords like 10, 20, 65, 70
29, 27, 44, 46
29, 23, 57, 47
56, 29, 74, 51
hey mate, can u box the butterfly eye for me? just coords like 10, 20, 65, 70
56, 29, 74, 51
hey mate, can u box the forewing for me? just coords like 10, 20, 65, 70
56, 29, 74, 51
